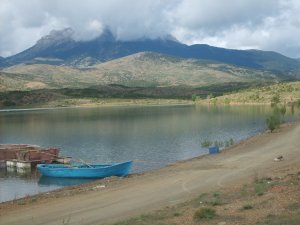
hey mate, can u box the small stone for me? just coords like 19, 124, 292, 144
93, 185, 106, 190
218, 222, 227, 225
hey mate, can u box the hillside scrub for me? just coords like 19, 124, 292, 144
198, 81, 300, 105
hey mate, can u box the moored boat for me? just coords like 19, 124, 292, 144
37, 161, 133, 178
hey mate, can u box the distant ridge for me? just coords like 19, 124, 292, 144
3, 52, 296, 92
2, 28, 300, 73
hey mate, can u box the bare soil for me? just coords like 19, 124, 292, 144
1, 121, 300, 225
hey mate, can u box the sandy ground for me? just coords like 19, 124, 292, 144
1, 121, 300, 225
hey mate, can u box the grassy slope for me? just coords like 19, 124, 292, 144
2, 52, 280, 91
198, 81, 300, 105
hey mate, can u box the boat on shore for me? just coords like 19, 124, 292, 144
37, 161, 133, 178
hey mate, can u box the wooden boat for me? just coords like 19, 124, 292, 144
37, 161, 133, 178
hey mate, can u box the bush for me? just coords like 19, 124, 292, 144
271, 93, 280, 106
243, 204, 254, 210
193, 208, 216, 220
192, 94, 197, 102
279, 105, 286, 118
201, 139, 213, 148
266, 109, 281, 132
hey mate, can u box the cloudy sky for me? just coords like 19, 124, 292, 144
0, 0, 299, 58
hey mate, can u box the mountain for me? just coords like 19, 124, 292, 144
0, 56, 5, 67
3, 28, 300, 73
2, 52, 287, 92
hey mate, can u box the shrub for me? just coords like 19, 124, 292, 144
224, 98, 231, 104
266, 110, 281, 132
271, 93, 280, 106
201, 139, 213, 148
192, 94, 197, 102
279, 105, 286, 118
193, 208, 216, 220
243, 204, 254, 210
296, 99, 300, 108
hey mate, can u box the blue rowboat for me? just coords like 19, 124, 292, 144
37, 161, 132, 178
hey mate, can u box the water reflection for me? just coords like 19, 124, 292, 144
38, 176, 97, 187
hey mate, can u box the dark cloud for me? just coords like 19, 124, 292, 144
0, 0, 299, 58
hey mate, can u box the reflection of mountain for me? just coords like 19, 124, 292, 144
38, 176, 97, 187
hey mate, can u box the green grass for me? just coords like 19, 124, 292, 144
193, 207, 216, 220
254, 178, 270, 196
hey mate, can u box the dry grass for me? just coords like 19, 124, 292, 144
112, 173, 300, 225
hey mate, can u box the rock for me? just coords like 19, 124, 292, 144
274, 155, 284, 161
92, 185, 106, 190
218, 222, 227, 225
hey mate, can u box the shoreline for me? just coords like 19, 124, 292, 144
1, 119, 299, 224
0, 99, 194, 112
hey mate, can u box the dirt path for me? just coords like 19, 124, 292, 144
1, 122, 300, 225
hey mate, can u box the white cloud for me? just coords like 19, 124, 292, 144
0, 0, 299, 58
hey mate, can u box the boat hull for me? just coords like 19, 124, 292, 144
37, 161, 132, 178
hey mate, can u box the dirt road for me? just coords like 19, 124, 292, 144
1, 122, 300, 225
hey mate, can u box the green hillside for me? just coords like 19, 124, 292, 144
1, 52, 285, 92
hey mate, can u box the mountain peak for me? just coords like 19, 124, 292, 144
36, 28, 75, 47
93, 28, 116, 43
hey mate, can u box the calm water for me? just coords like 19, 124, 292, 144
0, 105, 298, 202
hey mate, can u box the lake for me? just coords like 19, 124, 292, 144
0, 104, 297, 202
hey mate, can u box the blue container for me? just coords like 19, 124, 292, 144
209, 146, 219, 154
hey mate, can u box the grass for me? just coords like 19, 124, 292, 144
254, 177, 271, 196
193, 208, 216, 220
112, 172, 300, 225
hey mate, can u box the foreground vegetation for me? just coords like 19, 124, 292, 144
113, 172, 300, 225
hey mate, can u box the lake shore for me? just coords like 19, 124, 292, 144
0, 98, 194, 112
1, 120, 300, 225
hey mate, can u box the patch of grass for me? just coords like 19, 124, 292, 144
201, 140, 213, 148
254, 177, 271, 196
113, 207, 178, 225
173, 212, 181, 217
193, 207, 216, 220
287, 202, 300, 211
196, 192, 223, 206
258, 214, 300, 225
17, 200, 26, 205
240, 184, 250, 197
30, 197, 37, 203
242, 204, 254, 210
